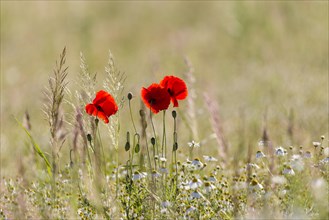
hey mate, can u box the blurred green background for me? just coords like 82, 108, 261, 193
1, 1, 328, 175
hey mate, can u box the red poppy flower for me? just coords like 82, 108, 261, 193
141, 83, 171, 114
85, 90, 118, 123
160, 75, 188, 107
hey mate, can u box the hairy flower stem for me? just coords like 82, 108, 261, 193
162, 110, 166, 158
93, 118, 106, 183
131, 135, 136, 170
97, 126, 106, 175
171, 110, 179, 197
161, 110, 168, 199
128, 98, 140, 171
149, 108, 159, 157
152, 141, 157, 170
129, 99, 137, 134
144, 132, 153, 172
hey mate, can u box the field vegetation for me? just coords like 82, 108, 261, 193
1, 1, 328, 219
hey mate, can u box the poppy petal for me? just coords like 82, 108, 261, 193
141, 84, 171, 114
97, 96, 118, 117
160, 75, 188, 107
85, 90, 118, 124
96, 111, 109, 124
172, 98, 179, 107
93, 90, 118, 117
86, 104, 97, 116
92, 90, 109, 105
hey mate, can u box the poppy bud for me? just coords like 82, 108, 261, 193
87, 134, 92, 142
172, 110, 177, 119
135, 144, 140, 153
125, 142, 130, 151
173, 142, 178, 151
127, 92, 133, 100
139, 110, 145, 117
151, 137, 156, 145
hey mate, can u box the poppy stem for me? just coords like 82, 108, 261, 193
97, 125, 107, 175
172, 111, 178, 196
162, 110, 166, 158
128, 99, 138, 134
149, 107, 159, 158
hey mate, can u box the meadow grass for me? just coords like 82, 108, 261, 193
0, 48, 328, 219
1, 1, 328, 219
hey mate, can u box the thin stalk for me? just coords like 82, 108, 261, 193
149, 108, 159, 157
162, 110, 166, 158
144, 133, 153, 172
152, 141, 157, 170
129, 99, 137, 134
97, 127, 106, 175
131, 134, 136, 173
115, 112, 121, 199
173, 112, 178, 196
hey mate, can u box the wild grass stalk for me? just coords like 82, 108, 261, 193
43, 47, 68, 178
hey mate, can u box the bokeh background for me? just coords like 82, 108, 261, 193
1, 1, 328, 175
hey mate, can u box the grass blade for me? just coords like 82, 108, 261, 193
15, 117, 52, 177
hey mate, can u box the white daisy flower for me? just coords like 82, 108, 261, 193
204, 181, 216, 193
208, 175, 217, 182
324, 147, 329, 156
188, 140, 200, 148
304, 151, 312, 158
271, 175, 287, 185
160, 208, 168, 214
159, 157, 167, 162
282, 166, 295, 175
179, 181, 190, 190
290, 154, 304, 171
203, 155, 218, 162
256, 150, 266, 159
320, 157, 329, 164
190, 190, 202, 199
189, 177, 203, 189
132, 171, 147, 181
249, 179, 263, 190
313, 142, 321, 148
246, 163, 260, 169
186, 206, 197, 214
275, 146, 287, 156
151, 170, 160, 178
258, 140, 265, 147
191, 158, 204, 170
159, 166, 168, 174
161, 200, 171, 208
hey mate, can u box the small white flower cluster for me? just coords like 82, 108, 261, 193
275, 146, 287, 156
183, 158, 205, 170
256, 150, 266, 159
132, 171, 147, 181
188, 140, 200, 148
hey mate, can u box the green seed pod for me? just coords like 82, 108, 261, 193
151, 137, 156, 145
139, 110, 145, 117
172, 110, 177, 118
135, 144, 140, 153
87, 134, 92, 142
127, 92, 133, 100
173, 142, 178, 151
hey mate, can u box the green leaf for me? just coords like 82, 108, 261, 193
15, 117, 52, 177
